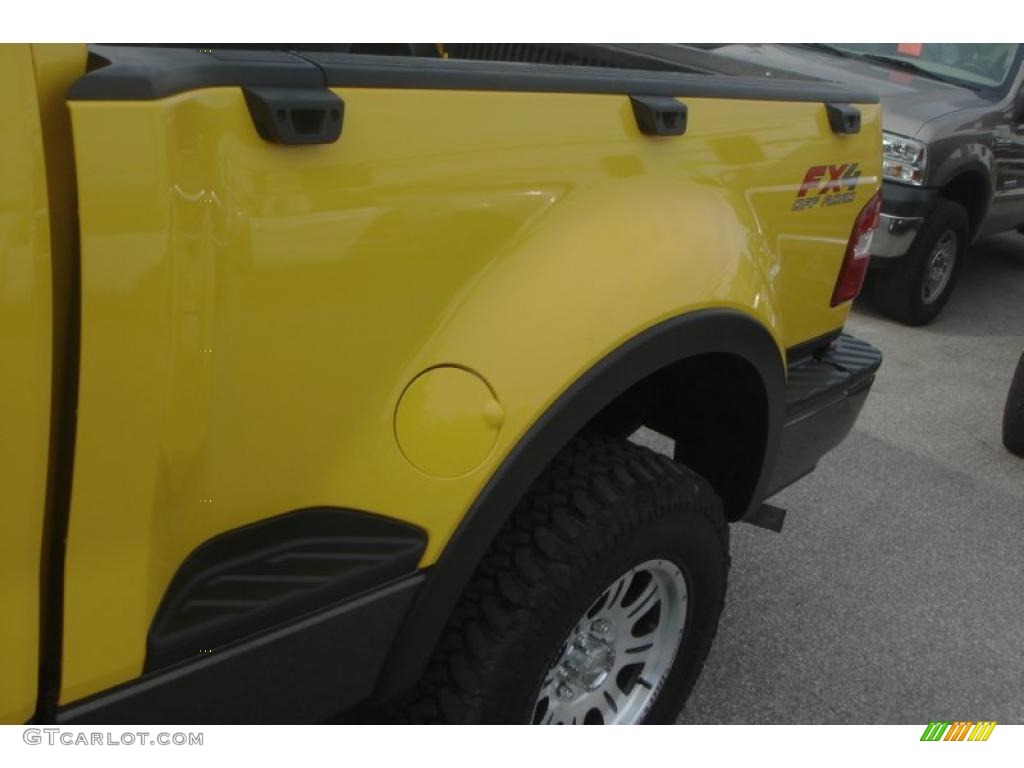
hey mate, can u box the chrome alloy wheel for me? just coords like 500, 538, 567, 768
921, 230, 957, 305
532, 559, 688, 724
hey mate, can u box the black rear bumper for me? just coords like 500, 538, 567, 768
765, 333, 882, 497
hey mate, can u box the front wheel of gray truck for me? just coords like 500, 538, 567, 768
875, 199, 969, 326
405, 435, 729, 724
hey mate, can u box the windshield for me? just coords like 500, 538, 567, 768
822, 43, 1019, 89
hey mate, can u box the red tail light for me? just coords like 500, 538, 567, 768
831, 190, 882, 306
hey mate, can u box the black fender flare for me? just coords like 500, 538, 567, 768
373, 308, 786, 700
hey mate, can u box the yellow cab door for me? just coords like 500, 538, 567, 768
59, 44, 464, 707
0, 43, 84, 723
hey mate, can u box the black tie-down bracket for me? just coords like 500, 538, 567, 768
243, 86, 344, 145
630, 95, 688, 136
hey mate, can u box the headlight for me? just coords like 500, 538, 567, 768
882, 132, 927, 185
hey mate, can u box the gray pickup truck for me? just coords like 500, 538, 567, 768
710, 43, 1024, 325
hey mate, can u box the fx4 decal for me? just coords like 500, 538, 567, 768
792, 163, 862, 211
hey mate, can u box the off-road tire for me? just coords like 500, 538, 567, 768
403, 434, 729, 724
1003, 353, 1024, 457
875, 198, 968, 326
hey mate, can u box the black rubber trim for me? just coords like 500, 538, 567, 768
599, 43, 829, 82
445, 42, 822, 82
57, 574, 423, 724
372, 309, 786, 702
69, 46, 325, 100
446, 43, 696, 74
310, 51, 880, 102
68, 45, 881, 104
145, 507, 426, 673
881, 180, 940, 220
767, 333, 882, 496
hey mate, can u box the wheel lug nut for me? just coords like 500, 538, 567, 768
590, 619, 611, 638
556, 682, 575, 699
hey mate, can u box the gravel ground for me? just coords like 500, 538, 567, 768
638, 232, 1024, 724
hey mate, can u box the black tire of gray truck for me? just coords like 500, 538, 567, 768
875, 199, 969, 326
400, 434, 729, 724
1003, 353, 1024, 457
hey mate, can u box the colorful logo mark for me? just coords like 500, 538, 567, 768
920, 721, 997, 742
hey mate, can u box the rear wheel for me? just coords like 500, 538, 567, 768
875, 199, 968, 326
532, 557, 689, 724
407, 434, 729, 724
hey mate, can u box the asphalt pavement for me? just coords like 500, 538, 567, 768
639, 232, 1024, 724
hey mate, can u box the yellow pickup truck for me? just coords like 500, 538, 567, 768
2, 42, 883, 725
